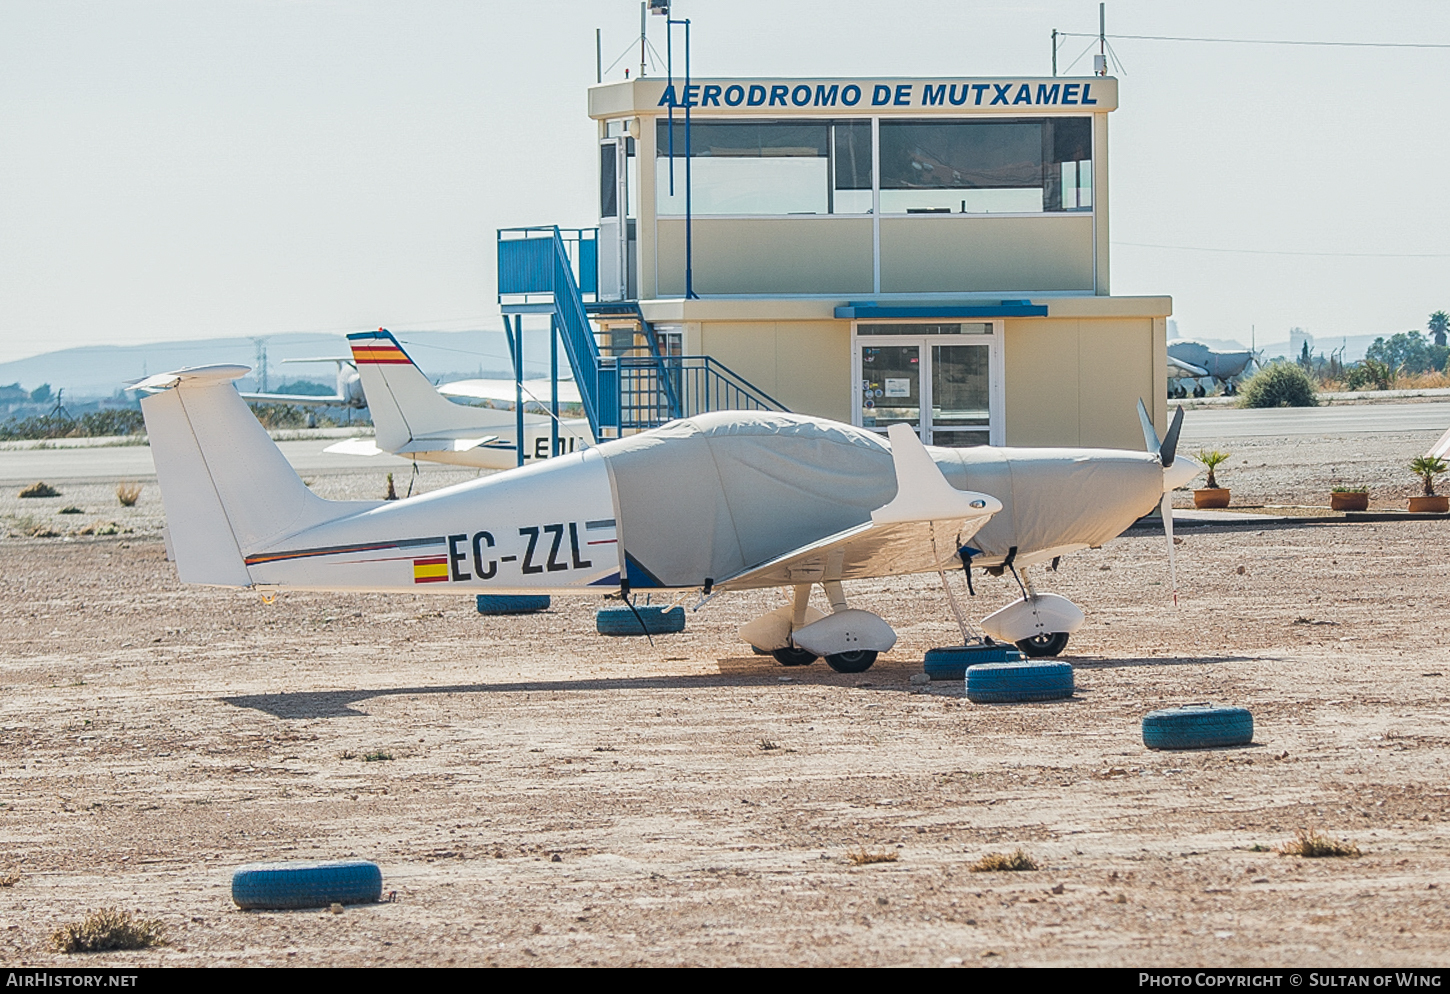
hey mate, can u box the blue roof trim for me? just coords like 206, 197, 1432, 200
834, 300, 1049, 319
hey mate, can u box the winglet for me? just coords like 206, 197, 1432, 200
871, 423, 1002, 525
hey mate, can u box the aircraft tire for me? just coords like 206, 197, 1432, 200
824, 650, 877, 673
965, 661, 1074, 704
772, 646, 818, 666
231, 860, 383, 910
1142, 705, 1253, 750
1014, 631, 1070, 657
596, 605, 686, 636
475, 594, 550, 615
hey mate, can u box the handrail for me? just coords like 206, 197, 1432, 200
497, 226, 790, 437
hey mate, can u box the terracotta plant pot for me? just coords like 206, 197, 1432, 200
1330, 492, 1369, 512
1408, 495, 1449, 513
1193, 488, 1231, 509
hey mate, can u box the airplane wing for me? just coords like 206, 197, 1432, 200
438, 378, 583, 406
1429, 425, 1450, 461
1167, 356, 1209, 379
714, 424, 1001, 591
240, 391, 348, 406
324, 436, 498, 457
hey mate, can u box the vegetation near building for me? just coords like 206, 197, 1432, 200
1237, 361, 1318, 409
0, 408, 146, 441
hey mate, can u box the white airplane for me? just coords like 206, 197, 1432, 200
240, 358, 367, 409
323, 329, 594, 470
1167, 340, 1259, 398
135, 363, 1199, 673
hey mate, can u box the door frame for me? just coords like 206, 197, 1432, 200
850, 320, 1005, 447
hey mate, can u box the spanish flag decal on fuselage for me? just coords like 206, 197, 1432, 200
350, 341, 412, 365
412, 556, 450, 584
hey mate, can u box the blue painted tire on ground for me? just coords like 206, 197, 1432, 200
232, 860, 383, 910
475, 594, 550, 615
923, 644, 1023, 681
596, 605, 686, 636
1142, 706, 1254, 750
965, 661, 1074, 703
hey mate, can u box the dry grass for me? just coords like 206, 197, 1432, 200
846, 849, 899, 866
1277, 830, 1362, 859
115, 481, 142, 507
970, 849, 1039, 873
0, 869, 19, 887
50, 908, 167, 953
18, 482, 59, 499
362, 750, 393, 762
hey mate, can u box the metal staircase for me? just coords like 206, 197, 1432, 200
497, 226, 788, 438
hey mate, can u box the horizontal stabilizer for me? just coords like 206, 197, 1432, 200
324, 438, 384, 456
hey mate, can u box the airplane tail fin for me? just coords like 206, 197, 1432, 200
348, 329, 514, 451
135, 365, 371, 586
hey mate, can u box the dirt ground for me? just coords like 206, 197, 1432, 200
0, 429, 1448, 967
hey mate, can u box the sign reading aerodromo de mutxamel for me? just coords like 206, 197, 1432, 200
652, 79, 1115, 112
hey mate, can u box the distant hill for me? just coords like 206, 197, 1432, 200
0, 329, 561, 400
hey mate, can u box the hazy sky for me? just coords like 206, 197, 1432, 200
2, 0, 1447, 363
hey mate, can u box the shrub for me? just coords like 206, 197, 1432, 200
50, 908, 167, 953
969, 849, 1038, 872
1237, 362, 1318, 408
1276, 830, 1361, 859
846, 849, 898, 866
1410, 456, 1449, 497
18, 482, 59, 498
1195, 449, 1231, 490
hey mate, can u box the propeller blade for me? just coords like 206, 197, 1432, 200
1137, 399, 1160, 453
1160, 405, 1185, 468
1161, 490, 1179, 608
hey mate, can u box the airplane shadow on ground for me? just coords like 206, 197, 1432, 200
220, 654, 1252, 719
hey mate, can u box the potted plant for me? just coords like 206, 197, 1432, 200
1329, 486, 1369, 512
1193, 449, 1232, 509
1408, 456, 1449, 513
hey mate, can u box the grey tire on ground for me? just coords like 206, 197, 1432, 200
1014, 631, 1070, 657
771, 646, 817, 666
596, 604, 686, 636
824, 650, 877, 673
475, 594, 551, 615
232, 860, 383, 910
1142, 705, 1254, 750
965, 661, 1074, 703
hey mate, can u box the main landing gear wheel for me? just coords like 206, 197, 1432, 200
824, 650, 878, 674
1014, 632, 1070, 658
772, 646, 818, 667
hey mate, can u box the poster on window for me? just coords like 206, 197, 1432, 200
884, 378, 911, 398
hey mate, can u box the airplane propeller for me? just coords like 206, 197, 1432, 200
1137, 401, 1194, 607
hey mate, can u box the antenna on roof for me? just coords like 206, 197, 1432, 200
1095, 3, 1107, 75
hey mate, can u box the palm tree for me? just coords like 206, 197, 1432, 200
1431, 310, 1449, 348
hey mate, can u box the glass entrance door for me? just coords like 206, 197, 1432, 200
853, 323, 1001, 446
930, 344, 990, 446
859, 344, 921, 434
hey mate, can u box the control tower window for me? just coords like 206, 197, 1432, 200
657, 121, 872, 216
878, 118, 1091, 214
